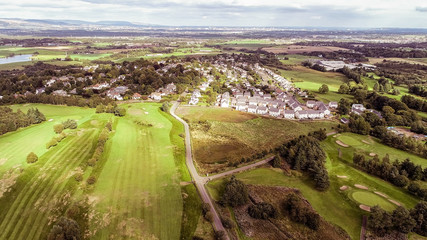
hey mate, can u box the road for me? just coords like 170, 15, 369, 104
170, 102, 274, 239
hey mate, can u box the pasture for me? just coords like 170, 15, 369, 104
263, 45, 348, 54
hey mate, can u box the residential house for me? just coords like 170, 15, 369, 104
283, 110, 295, 119
248, 105, 257, 114
36, 87, 45, 95
329, 101, 338, 108
132, 93, 142, 100
150, 92, 162, 100
236, 103, 248, 111
269, 107, 280, 117
296, 110, 308, 119
52, 90, 69, 97
306, 100, 317, 108
316, 102, 330, 115
351, 104, 366, 115
257, 106, 268, 115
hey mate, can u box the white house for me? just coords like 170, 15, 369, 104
248, 98, 258, 106
296, 110, 309, 119
189, 96, 199, 105
329, 101, 338, 108
283, 110, 295, 119
306, 100, 317, 108
352, 104, 366, 115
150, 92, 162, 100
257, 106, 268, 115
269, 107, 280, 117
307, 110, 324, 119
316, 102, 330, 115
248, 105, 257, 114
236, 103, 248, 112
193, 89, 201, 98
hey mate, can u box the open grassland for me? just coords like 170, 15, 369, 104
176, 105, 337, 174
369, 57, 427, 66
222, 39, 276, 45
279, 66, 352, 102
88, 103, 184, 240
279, 54, 318, 65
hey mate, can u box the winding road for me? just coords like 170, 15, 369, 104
170, 102, 274, 239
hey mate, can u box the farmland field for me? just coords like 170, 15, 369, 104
0, 103, 197, 240
263, 45, 348, 54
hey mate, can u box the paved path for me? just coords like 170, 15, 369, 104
170, 102, 229, 238
170, 102, 275, 239
360, 215, 367, 240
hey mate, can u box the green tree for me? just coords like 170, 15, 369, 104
338, 84, 349, 94
114, 107, 126, 117
318, 84, 329, 94
338, 98, 351, 115
392, 206, 416, 233
220, 175, 248, 207
26, 152, 38, 163
95, 104, 106, 113
48, 217, 81, 240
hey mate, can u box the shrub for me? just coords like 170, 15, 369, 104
47, 217, 81, 240
248, 202, 277, 219
74, 173, 83, 182
46, 138, 58, 149
220, 216, 235, 229
53, 123, 64, 134
63, 119, 77, 129
87, 176, 96, 185
26, 152, 38, 163
220, 175, 248, 207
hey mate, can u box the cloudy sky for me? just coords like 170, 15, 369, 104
0, 0, 426, 28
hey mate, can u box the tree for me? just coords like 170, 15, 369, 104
318, 84, 329, 94
338, 84, 349, 94
114, 107, 126, 117
95, 104, 105, 113
410, 201, 427, 236
368, 205, 393, 236
26, 152, 38, 163
248, 202, 277, 219
338, 98, 351, 115
48, 217, 81, 240
392, 206, 416, 234
63, 119, 77, 129
54, 123, 64, 134
373, 82, 380, 92
220, 175, 248, 207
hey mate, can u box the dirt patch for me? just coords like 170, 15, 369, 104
369, 153, 376, 157
0, 167, 21, 198
0, 158, 7, 166
336, 140, 349, 147
354, 184, 369, 190
337, 175, 348, 179
180, 181, 191, 186
340, 186, 349, 191
388, 199, 401, 206
374, 191, 388, 198
359, 205, 371, 212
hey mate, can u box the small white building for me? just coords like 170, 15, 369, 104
269, 107, 280, 117
248, 105, 257, 114
329, 101, 338, 108
257, 106, 268, 115
236, 103, 248, 112
306, 100, 317, 108
283, 110, 295, 119
150, 92, 162, 100
296, 110, 309, 119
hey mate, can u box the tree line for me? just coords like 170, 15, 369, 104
0, 107, 46, 135
353, 153, 427, 199
368, 202, 427, 237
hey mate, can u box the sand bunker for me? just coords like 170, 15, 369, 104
336, 140, 349, 147
145, 112, 149, 114
374, 191, 388, 198
354, 184, 369, 190
389, 199, 401, 206
49, 119, 53, 122
369, 153, 376, 157
340, 186, 349, 191
362, 140, 371, 144
359, 205, 371, 212
337, 175, 348, 179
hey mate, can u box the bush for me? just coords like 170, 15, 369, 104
214, 230, 226, 240
48, 217, 81, 240
220, 216, 235, 229
74, 173, 83, 182
282, 193, 320, 230
114, 107, 126, 117
220, 175, 248, 207
248, 202, 277, 219
26, 152, 38, 163
53, 123, 64, 134
46, 138, 58, 149
87, 176, 96, 185
63, 119, 77, 129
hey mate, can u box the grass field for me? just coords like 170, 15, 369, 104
207, 132, 422, 239
0, 103, 199, 240
335, 133, 426, 167
279, 66, 352, 102
176, 106, 338, 174
351, 191, 396, 211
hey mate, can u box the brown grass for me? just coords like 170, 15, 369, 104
263, 45, 348, 54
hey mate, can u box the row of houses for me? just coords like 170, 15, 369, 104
189, 89, 202, 105
149, 82, 177, 101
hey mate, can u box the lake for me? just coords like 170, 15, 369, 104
0, 54, 33, 64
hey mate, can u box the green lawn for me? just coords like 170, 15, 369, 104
0, 103, 195, 240
351, 191, 396, 211
279, 66, 352, 102
88, 103, 183, 239
335, 133, 426, 167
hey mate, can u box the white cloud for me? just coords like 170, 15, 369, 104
0, 0, 425, 27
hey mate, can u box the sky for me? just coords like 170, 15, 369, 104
0, 0, 426, 28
